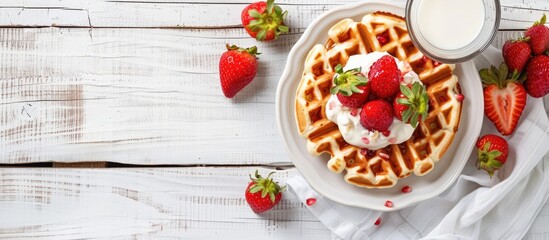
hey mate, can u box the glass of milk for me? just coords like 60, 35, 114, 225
405, 0, 500, 63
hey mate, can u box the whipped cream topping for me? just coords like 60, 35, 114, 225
325, 52, 422, 150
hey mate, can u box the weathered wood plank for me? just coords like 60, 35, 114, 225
0, 166, 548, 239
0, 0, 545, 29
0, 167, 331, 239
0, 27, 297, 164
0, 29, 529, 165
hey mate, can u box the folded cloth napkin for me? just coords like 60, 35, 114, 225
287, 50, 549, 239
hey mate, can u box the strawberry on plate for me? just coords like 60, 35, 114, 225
368, 55, 402, 99
330, 64, 370, 108
476, 134, 509, 177
479, 63, 527, 136
241, 0, 289, 41
393, 82, 429, 128
219, 44, 259, 98
245, 170, 285, 214
525, 55, 549, 98
360, 99, 394, 132
502, 39, 531, 73
525, 14, 549, 55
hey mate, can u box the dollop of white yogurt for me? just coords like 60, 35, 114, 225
325, 52, 422, 150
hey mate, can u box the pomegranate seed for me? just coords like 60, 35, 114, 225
384, 200, 394, 208
379, 152, 390, 160
382, 130, 391, 137
376, 32, 389, 45
362, 137, 370, 144
389, 137, 397, 144
433, 61, 441, 67
367, 150, 376, 158
456, 93, 465, 102
306, 198, 317, 206
438, 95, 448, 102
350, 108, 358, 116
360, 148, 368, 156
401, 186, 412, 193
328, 101, 335, 110
374, 217, 381, 225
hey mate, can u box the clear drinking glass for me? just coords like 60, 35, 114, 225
405, 0, 501, 63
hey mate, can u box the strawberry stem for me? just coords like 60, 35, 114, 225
330, 64, 368, 96
248, 170, 285, 203
246, 0, 289, 41
226, 44, 260, 58
397, 82, 429, 128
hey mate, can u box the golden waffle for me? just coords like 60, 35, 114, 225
295, 12, 462, 188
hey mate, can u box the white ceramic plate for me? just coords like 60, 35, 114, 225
275, 0, 484, 211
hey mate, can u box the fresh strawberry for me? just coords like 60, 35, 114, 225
360, 99, 394, 132
476, 134, 509, 177
393, 82, 430, 128
330, 64, 369, 108
525, 14, 549, 55
219, 44, 259, 98
241, 0, 289, 41
479, 63, 527, 136
502, 39, 531, 73
525, 55, 549, 98
368, 55, 402, 99
245, 170, 285, 213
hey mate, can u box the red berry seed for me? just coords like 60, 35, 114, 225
362, 137, 370, 145
389, 137, 397, 144
433, 61, 441, 67
374, 217, 381, 225
360, 148, 368, 156
350, 108, 358, 116
384, 200, 393, 208
306, 198, 316, 206
382, 130, 391, 137
456, 93, 465, 102
376, 32, 389, 45
401, 186, 412, 193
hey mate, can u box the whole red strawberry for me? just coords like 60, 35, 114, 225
479, 63, 527, 135
393, 82, 429, 128
525, 14, 549, 55
502, 39, 531, 73
330, 64, 370, 108
476, 134, 509, 177
368, 55, 402, 99
360, 99, 394, 132
245, 170, 285, 213
241, 0, 289, 41
219, 44, 259, 98
525, 55, 549, 98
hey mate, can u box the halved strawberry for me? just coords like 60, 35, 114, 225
479, 63, 527, 136
393, 82, 429, 128
330, 64, 369, 108
241, 0, 289, 41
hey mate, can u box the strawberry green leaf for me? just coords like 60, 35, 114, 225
266, 0, 275, 13
499, 63, 508, 82
330, 66, 367, 96
248, 9, 262, 19
277, 25, 289, 33
256, 29, 267, 41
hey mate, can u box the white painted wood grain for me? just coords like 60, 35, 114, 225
0, 28, 299, 164
0, 29, 546, 165
0, 167, 331, 239
0, 166, 548, 239
0, 0, 546, 29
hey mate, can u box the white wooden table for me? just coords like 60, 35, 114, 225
0, 0, 548, 239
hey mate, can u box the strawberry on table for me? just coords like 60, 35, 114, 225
330, 64, 370, 108
476, 134, 509, 177
525, 14, 549, 55
368, 55, 402, 99
241, 0, 289, 41
525, 55, 549, 98
360, 99, 394, 132
393, 82, 429, 128
245, 170, 285, 214
479, 63, 527, 136
502, 39, 531, 73
219, 44, 259, 98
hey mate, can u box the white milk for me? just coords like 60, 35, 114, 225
417, 0, 485, 50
